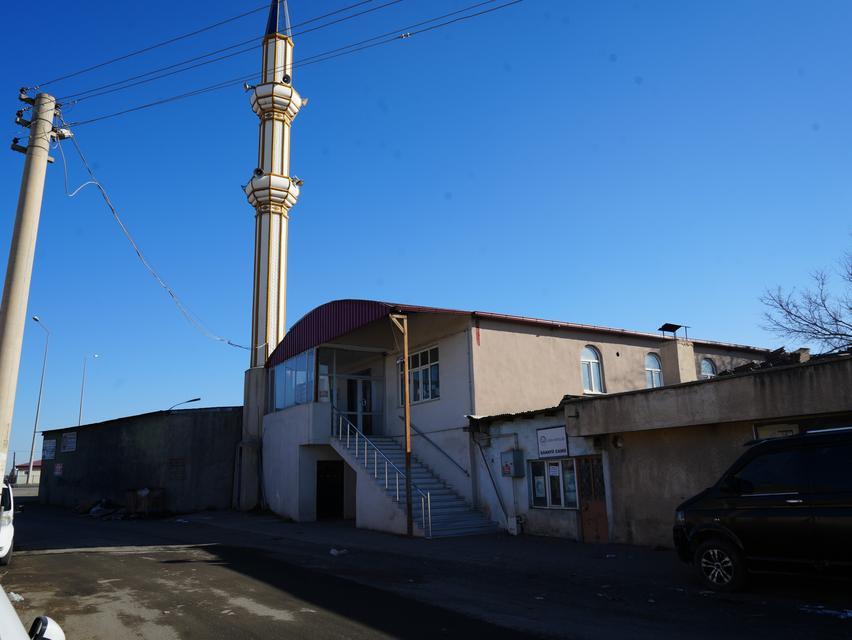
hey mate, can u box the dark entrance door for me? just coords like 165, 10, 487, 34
577, 456, 609, 543
316, 461, 344, 519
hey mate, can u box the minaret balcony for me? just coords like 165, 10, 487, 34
245, 174, 300, 213
250, 83, 303, 122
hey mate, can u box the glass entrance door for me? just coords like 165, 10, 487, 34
346, 377, 374, 435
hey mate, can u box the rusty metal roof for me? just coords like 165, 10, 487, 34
265, 299, 769, 368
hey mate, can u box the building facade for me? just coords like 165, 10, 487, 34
470, 352, 852, 547
255, 299, 766, 537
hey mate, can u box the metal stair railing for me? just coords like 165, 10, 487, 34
331, 408, 432, 538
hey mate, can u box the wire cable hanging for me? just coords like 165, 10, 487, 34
65, 0, 523, 128
59, 0, 408, 106
35, 0, 383, 90
56, 128, 250, 350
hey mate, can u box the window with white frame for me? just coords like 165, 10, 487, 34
581, 346, 605, 393
700, 358, 717, 379
645, 353, 664, 388
529, 459, 578, 509
398, 346, 440, 405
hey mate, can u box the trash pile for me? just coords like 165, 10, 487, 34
74, 488, 166, 520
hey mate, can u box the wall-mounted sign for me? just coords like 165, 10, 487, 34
53, 463, 63, 477
61, 432, 77, 453
537, 426, 568, 458
43, 439, 56, 460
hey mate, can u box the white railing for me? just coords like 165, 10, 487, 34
332, 409, 432, 538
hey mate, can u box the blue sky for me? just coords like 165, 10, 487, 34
0, 0, 850, 466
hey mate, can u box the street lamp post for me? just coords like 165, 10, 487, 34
78, 353, 99, 426
28, 316, 49, 485
167, 397, 201, 411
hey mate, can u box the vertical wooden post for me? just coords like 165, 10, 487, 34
390, 313, 413, 536
401, 315, 412, 536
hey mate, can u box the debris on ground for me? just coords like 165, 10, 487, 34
87, 499, 120, 519
329, 548, 349, 557
7, 592, 23, 603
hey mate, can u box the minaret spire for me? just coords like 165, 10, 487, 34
245, 0, 303, 367
265, 0, 292, 37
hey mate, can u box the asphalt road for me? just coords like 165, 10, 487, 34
3, 504, 852, 639
6, 544, 518, 639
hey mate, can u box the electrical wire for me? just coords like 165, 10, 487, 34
56, 129, 250, 351
34, 2, 276, 88
59, 0, 408, 106
36, 1, 382, 90
65, 0, 523, 128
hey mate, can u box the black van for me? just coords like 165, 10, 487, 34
673, 427, 852, 591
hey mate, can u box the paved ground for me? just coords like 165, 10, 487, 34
3, 504, 852, 639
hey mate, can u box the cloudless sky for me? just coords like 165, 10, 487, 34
0, 0, 850, 467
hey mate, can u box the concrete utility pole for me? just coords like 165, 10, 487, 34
0, 92, 57, 478
78, 353, 98, 426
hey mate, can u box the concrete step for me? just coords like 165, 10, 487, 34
331, 431, 499, 539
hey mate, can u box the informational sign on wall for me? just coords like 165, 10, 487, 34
42, 439, 56, 460
537, 426, 568, 458
61, 432, 77, 453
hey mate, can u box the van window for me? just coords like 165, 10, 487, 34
730, 449, 804, 494
1, 487, 10, 511
806, 444, 852, 492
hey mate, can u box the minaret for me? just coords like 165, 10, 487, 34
245, 0, 303, 367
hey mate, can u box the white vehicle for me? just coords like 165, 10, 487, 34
0, 482, 14, 565
0, 588, 65, 639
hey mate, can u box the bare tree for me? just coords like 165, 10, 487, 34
761, 252, 852, 353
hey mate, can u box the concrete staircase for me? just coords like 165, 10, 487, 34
331, 432, 499, 538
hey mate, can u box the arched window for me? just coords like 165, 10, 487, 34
645, 353, 664, 388
581, 346, 605, 393
700, 358, 717, 379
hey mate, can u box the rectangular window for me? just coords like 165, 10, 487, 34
399, 346, 440, 405
530, 461, 547, 507
273, 349, 316, 411
529, 459, 579, 509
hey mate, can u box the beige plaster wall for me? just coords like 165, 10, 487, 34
470, 320, 761, 416
381, 327, 475, 500
566, 357, 852, 437
603, 422, 755, 547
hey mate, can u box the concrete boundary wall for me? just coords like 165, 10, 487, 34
39, 407, 242, 513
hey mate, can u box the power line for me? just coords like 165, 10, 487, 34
66, 0, 524, 129
59, 0, 408, 106
55, 130, 250, 351
36, 0, 379, 89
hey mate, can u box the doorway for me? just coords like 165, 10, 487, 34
577, 456, 609, 543
316, 461, 344, 519
346, 375, 373, 435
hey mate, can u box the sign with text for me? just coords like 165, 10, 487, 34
537, 426, 568, 458
42, 439, 56, 460
61, 432, 77, 453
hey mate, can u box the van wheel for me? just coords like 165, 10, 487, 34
0, 542, 12, 567
694, 539, 745, 592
